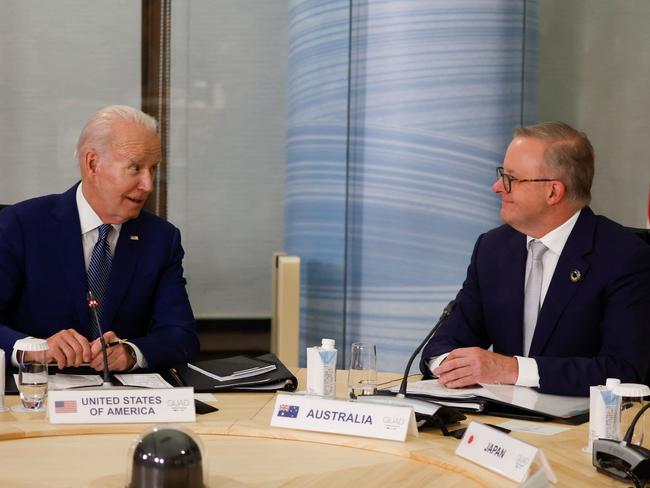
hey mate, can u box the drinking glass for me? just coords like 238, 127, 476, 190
13, 338, 49, 412
347, 342, 377, 399
614, 383, 650, 447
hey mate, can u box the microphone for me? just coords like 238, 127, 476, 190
398, 299, 456, 397
355, 300, 464, 433
87, 291, 111, 387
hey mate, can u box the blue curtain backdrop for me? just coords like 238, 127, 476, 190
285, 0, 538, 372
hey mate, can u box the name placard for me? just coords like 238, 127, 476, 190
455, 421, 556, 484
48, 387, 196, 424
270, 393, 417, 442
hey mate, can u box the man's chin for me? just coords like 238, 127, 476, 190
115, 207, 144, 224
499, 207, 516, 226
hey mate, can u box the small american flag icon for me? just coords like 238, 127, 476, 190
55, 400, 77, 414
277, 404, 299, 418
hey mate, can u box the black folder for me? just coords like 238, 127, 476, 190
378, 382, 589, 425
173, 353, 298, 392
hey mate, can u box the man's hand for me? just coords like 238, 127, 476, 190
45, 329, 92, 368
90, 331, 136, 372
433, 347, 518, 388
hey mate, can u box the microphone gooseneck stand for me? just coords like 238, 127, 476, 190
87, 291, 112, 387
356, 300, 460, 434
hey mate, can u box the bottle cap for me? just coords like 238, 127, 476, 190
605, 378, 621, 389
321, 338, 335, 350
14, 338, 49, 352
613, 383, 650, 398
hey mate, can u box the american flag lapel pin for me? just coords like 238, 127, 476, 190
130, 235, 139, 241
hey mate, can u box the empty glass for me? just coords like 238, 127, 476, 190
614, 383, 650, 447
347, 342, 377, 399
13, 338, 49, 412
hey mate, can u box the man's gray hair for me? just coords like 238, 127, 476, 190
515, 121, 594, 205
76, 105, 158, 162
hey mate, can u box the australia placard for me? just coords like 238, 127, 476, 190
48, 387, 196, 424
270, 393, 417, 441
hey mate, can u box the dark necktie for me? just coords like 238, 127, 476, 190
87, 224, 113, 340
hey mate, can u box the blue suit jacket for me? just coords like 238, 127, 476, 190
420, 208, 650, 396
0, 184, 199, 369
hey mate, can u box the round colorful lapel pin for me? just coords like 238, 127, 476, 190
570, 269, 582, 283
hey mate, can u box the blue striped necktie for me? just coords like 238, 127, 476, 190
87, 224, 113, 340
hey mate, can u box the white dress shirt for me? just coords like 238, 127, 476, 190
514, 209, 581, 386
429, 209, 582, 387
76, 185, 147, 368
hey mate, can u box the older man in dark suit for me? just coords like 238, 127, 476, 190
420, 122, 650, 396
0, 105, 199, 371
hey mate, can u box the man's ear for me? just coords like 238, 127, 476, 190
81, 149, 100, 178
546, 180, 566, 205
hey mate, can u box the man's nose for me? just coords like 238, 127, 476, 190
492, 177, 505, 194
139, 169, 155, 193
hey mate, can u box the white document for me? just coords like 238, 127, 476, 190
389, 379, 485, 398
187, 362, 276, 382
194, 393, 218, 403
114, 373, 173, 389
498, 420, 570, 436
16, 374, 103, 390
391, 379, 589, 419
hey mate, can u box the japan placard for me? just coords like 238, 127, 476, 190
48, 387, 196, 424
270, 393, 417, 441
455, 421, 556, 484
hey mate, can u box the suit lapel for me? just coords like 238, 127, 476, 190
52, 184, 90, 335
499, 230, 527, 356
102, 218, 144, 330
529, 208, 595, 355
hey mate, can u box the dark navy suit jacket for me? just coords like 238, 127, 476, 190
0, 184, 199, 369
420, 208, 650, 396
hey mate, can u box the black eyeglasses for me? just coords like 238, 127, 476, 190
496, 166, 556, 193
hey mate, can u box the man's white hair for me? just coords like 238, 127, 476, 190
76, 105, 158, 163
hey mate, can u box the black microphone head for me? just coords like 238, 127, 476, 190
128, 426, 206, 488
441, 300, 456, 319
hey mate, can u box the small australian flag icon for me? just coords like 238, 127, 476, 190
277, 404, 300, 418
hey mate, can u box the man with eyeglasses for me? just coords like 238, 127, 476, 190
420, 122, 650, 396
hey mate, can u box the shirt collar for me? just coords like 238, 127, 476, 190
526, 209, 581, 256
75, 183, 122, 235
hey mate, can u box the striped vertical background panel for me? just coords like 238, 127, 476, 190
286, 0, 538, 371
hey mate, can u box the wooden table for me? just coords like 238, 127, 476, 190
0, 370, 623, 487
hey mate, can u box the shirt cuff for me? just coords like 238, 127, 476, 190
427, 353, 450, 376
125, 342, 148, 370
514, 356, 540, 387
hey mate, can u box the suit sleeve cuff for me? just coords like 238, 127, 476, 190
427, 353, 450, 376
514, 356, 540, 387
